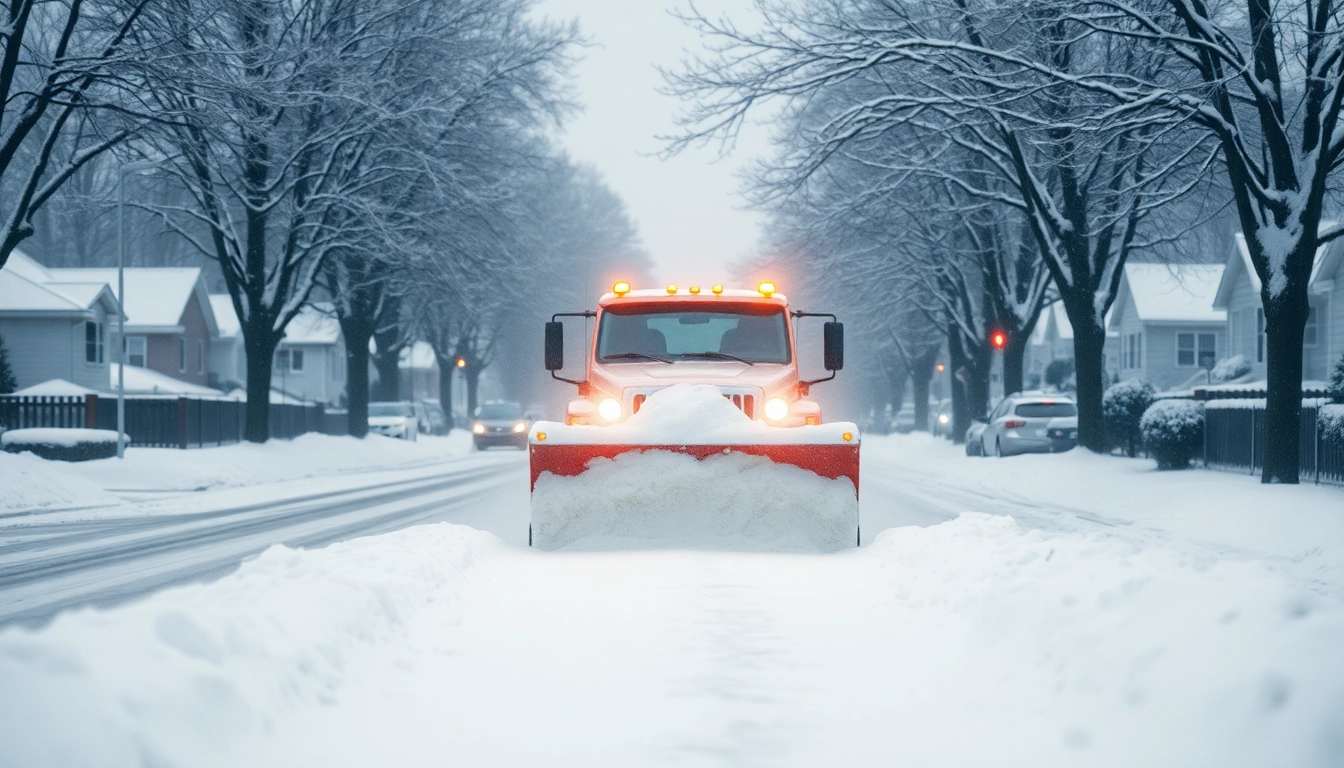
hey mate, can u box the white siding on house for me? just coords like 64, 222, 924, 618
0, 314, 109, 391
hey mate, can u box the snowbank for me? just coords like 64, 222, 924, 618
2, 428, 118, 447
532, 383, 859, 445
531, 448, 858, 552
0, 523, 494, 768
0, 451, 120, 515
2, 515, 1342, 766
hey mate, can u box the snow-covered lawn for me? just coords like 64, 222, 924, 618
2, 433, 1343, 766
0, 431, 477, 518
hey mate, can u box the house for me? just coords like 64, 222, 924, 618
208, 294, 246, 392
0, 252, 120, 392
274, 304, 346, 405
1024, 301, 1120, 388
1108, 263, 1227, 390
46, 263, 218, 387
211, 298, 348, 405
1213, 234, 1344, 384
398, 341, 440, 402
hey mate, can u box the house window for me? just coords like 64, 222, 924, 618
1304, 304, 1318, 347
197, 340, 205, 374
1177, 333, 1195, 366
1256, 308, 1265, 363
178, 338, 187, 372
1123, 332, 1143, 369
85, 321, 104, 364
124, 336, 147, 368
276, 348, 304, 373
1198, 333, 1216, 368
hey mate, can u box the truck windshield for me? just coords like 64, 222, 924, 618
597, 308, 791, 364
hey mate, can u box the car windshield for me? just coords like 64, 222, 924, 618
477, 403, 523, 420
368, 403, 413, 417
1016, 402, 1077, 417
597, 307, 790, 364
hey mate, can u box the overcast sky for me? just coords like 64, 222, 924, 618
537, 0, 770, 288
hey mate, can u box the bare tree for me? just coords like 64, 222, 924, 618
0, 0, 155, 267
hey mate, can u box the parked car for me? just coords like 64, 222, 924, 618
977, 394, 1079, 457
891, 404, 917, 434
472, 401, 530, 450
421, 401, 449, 435
368, 401, 419, 441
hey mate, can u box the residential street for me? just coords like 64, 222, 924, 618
3, 434, 1342, 767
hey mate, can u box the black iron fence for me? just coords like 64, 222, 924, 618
1198, 389, 1343, 485
0, 394, 347, 448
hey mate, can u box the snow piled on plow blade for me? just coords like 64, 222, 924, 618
529, 385, 860, 552
531, 449, 858, 551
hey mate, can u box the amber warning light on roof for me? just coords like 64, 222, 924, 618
612, 281, 631, 296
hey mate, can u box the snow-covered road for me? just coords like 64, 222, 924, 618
0, 452, 525, 627
3, 435, 1344, 767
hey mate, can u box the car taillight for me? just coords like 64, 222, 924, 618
1004, 419, 1027, 429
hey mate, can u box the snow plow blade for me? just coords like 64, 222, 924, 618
528, 434, 860, 552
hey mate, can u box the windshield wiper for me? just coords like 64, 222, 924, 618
679, 351, 755, 366
601, 352, 673, 364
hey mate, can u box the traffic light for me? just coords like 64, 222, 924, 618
991, 330, 1007, 350
936, 363, 945, 373
455, 357, 466, 368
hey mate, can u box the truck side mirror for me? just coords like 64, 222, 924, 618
544, 321, 564, 371
823, 321, 844, 371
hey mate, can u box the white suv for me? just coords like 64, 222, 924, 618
976, 394, 1078, 457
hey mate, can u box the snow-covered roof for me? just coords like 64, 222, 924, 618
109, 364, 225, 396
48, 265, 215, 334
399, 341, 437, 371
1215, 229, 1341, 308
281, 303, 341, 345
0, 252, 120, 317
1115, 263, 1226, 325
10, 379, 101, 397
210, 294, 240, 339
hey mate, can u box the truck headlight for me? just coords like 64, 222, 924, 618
598, 397, 622, 422
472, 422, 486, 434
764, 397, 789, 421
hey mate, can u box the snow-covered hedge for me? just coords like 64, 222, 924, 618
1103, 379, 1156, 456
1140, 400, 1204, 470
1328, 351, 1344, 403
1321, 404, 1344, 448
1, 428, 120, 462
1210, 354, 1251, 383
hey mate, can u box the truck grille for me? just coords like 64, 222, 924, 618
631, 392, 755, 419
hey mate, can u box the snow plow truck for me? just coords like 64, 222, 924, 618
528, 281, 860, 551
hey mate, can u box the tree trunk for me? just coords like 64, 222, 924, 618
910, 346, 938, 432
437, 357, 455, 430
948, 326, 972, 442
373, 351, 400, 402
465, 365, 481, 417
1003, 332, 1027, 397
1261, 285, 1309, 484
1069, 310, 1108, 453
242, 328, 276, 443
339, 316, 374, 438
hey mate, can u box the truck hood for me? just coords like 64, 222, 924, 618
590, 361, 797, 398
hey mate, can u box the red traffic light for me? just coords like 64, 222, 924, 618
990, 331, 1007, 350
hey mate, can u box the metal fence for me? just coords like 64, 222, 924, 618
1200, 390, 1344, 485
0, 394, 347, 448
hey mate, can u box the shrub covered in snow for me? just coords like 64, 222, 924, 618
1, 428, 120, 462
1103, 379, 1156, 456
1140, 400, 1204, 470
1328, 351, 1344, 403
1210, 354, 1252, 383
1321, 404, 1344, 449
1044, 358, 1075, 389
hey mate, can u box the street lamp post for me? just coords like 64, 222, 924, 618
116, 159, 164, 458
